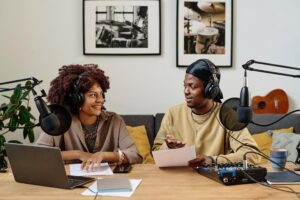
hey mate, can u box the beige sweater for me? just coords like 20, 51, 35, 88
153, 103, 260, 163
36, 111, 142, 164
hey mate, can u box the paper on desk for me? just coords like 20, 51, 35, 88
69, 162, 113, 176
152, 145, 196, 167
81, 179, 142, 197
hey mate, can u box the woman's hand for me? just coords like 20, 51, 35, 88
165, 134, 185, 149
80, 152, 105, 171
188, 155, 214, 168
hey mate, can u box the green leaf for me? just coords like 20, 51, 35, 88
21, 89, 31, 100
23, 127, 27, 139
8, 114, 18, 132
18, 106, 30, 125
0, 103, 8, 110
3, 103, 18, 117
1, 95, 10, 99
0, 135, 6, 145
25, 80, 32, 87
10, 85, 22, 104
27, 128, 35, 143
23, 121, 35, 141
0, 121, 4, 130
0, 135, 6, 152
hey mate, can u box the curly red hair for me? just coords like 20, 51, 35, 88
47, 64, 110, 114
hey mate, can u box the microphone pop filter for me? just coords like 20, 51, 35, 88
40, 104, 72, 136
219, 98, 249, 131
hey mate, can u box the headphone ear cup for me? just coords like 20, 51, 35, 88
71, 92, 84, 109
204, 82, 213, 99
76, 92, 84, 107
202, 59, 223, 102
205, 81, 221, 100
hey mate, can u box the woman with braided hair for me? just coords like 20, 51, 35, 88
36, 64, 142, 170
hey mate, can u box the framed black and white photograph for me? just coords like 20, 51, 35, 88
177, 0, 232, 67
83, 0, 161, 55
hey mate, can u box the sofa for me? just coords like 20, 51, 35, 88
121, 113, 300, 163
121, 113, 300, 147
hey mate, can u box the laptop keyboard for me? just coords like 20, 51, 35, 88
68, 178, 86, 187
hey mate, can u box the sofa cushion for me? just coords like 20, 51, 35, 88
121, 115, 155, 147
272, 132, 300, 162
252, 127, 294, 163
127, 125, 154, 164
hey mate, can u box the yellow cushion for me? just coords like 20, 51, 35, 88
252, 127, 294, 163
127, 125, 154, 164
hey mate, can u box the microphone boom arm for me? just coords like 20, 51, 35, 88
0, 77, 43, 93
242, 60, 300, 78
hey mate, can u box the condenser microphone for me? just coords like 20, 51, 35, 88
35, 96, 60, 132
35, 96, 72, 136
237, 71, 252, 123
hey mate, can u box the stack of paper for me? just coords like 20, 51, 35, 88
152, 145, 196, 167
69, 162, 113, 176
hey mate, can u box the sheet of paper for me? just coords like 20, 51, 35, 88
152, 145, 196, 167
81, 179, 142, 197
69, 162, 113, 176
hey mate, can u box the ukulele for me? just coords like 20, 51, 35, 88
251, 89, 289, 114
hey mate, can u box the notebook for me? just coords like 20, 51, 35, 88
4, 143, 95, 189
266, 171, 300, 185
97, 178, 132, 192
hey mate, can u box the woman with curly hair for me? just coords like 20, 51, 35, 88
36, 64, 142, 169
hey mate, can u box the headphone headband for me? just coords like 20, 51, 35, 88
186, 59, 223, 102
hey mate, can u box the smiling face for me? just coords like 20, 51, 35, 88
184, 74, 212, 113
79, 82, 104, 123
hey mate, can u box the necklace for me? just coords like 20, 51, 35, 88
82, 117, 100, 152
191, 103, 215, 126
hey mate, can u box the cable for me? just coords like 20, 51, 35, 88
244, 151, 300, 180
215, 106, 300, 198
83, 186, 101, 200
226, 129, 300, 198
215, 105, 265, 162
229, 131, 261, 150
251, 109, 300, 127
215, 155, 232, 165
242, 169, 300, 199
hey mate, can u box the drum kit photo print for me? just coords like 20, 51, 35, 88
177, 0, 233, 67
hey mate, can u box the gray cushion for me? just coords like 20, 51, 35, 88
155, 113, 164, 135
271, 132, 300, 162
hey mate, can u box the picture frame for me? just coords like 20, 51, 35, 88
83, 0, 161, 55
176, 0, 233, 67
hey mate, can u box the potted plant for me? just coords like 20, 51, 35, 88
0, 80, 36, 172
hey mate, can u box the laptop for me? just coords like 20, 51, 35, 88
4, 143, 95, 189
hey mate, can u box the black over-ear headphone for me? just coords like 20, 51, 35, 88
203, 59, 223, 102
70, 73, 85, 109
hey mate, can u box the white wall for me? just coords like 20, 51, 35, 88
1, 0, 299, 118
